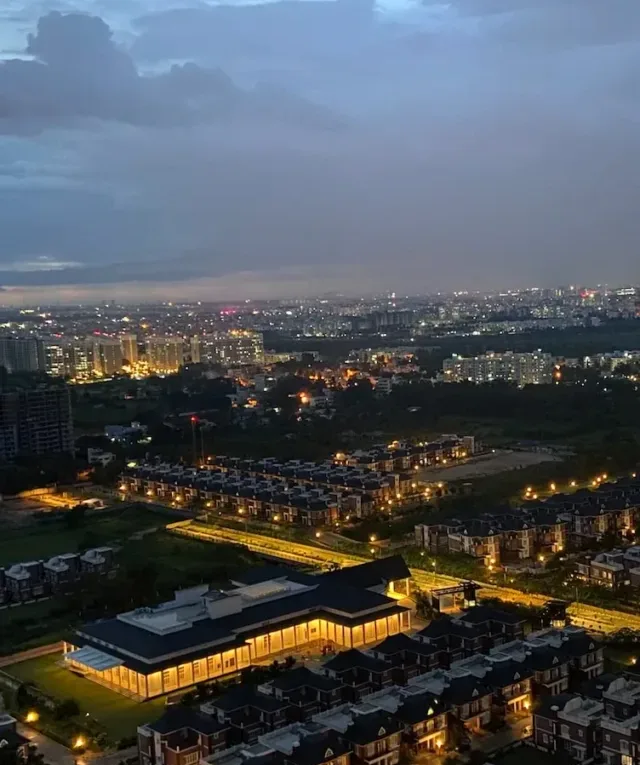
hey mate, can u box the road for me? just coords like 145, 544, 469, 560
0, 641, 63, 668
172, 522, 640, 634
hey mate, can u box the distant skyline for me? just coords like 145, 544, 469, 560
0, 0, 639, 304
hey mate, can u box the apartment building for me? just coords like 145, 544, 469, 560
0, 336, 44, 373
442, 351, 554, 386
191, 331, 264, 367
0, 385, 73, 460
145, 336, 185, 373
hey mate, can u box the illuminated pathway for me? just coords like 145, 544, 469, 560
171, 521, 640, 634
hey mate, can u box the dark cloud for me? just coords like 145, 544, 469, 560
0, 11, 342, 132
0, 0, 639, 300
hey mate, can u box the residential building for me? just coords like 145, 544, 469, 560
191, 331, 264, 367
120, 333, 139, 365
138, 706, 230, 765
63, 557, 412, 699
534, 693, 603, 761
92, 337, 124, 377
145, 336, 185, 373
442, 351, 554, 386
0, 385, 73, 460
0, 336, 44, 373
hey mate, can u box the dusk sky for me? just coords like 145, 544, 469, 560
0, 0, 638, 304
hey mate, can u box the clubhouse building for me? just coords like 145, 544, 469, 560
63, 557, 412, 699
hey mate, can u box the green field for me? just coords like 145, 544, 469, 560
8, 654, 166, 741
0, 506, 167, 566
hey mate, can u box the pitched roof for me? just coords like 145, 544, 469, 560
323, 649, 391, 675
342, 711, 403, 745
321, 555, 410, 590
147, 706, 226, 736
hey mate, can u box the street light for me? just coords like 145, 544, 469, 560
370, 534, 377, 543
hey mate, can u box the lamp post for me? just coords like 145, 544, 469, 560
190, 416, 198, 465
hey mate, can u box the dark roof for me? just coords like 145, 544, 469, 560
457, 606, 525, 627
341, 711, 403, 745
372, 632, 438, 658
526, 645, 570, 672
211, 686, 289, 714
486, 659, 533, 689
230, 566, 316, 587
395, 692, 446, 725
147, 707, 227, 736
323, 649, 391, 675
268, 666, 342, 693
287, 731, 349, 765
535, 693, 577, 719
417, 616, 483, 641
443, 674, 493, 705
78, 578, 408, 665
580, 672, 619, 700
321, 555, 410, 590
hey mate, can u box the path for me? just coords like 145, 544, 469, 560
0, 642, 63, 668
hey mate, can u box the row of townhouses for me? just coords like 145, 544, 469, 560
204, 457, 412, 497
333, 435, 476, 472
534, 670, 640, 764
576, 546, 640, 590
120, 463, 412, 524
416, 476, 640, 565
138, 616, 603, 765
0, 547, 116, 604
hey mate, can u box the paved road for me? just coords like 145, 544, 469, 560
0, 642, 63, 668
171, 522, 640, 634
18, 724, 137, 765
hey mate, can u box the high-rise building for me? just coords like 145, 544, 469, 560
120, 334, 139, 365
92, 338, 124, 377
145, 336, 185, 373
0, 385, 73, 461
43, 338, 94, 380
0, 337, 45, 373
191, 330, 264, 367
442, 351, 553, 386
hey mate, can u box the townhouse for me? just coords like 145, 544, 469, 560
0, 547, 116, 604
416, 475, 640, 565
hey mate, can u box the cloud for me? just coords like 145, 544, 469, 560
0, 11, 342, 132
0, 0, 639, 300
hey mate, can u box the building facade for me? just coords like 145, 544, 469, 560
442, 351, 553, 386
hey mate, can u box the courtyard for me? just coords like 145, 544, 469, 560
7, 653, 166, 741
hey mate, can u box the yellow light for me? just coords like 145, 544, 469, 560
570, 480, 577, 487
73, 736, 86, 750
602, 473, 608, 480
538, 554, 545, 563
175, 496, 182, 503
315, 531, 322, 538
632, 658, 637, 665
119, 484, 127, 491
437, 482, 444, 489
26, 711, 39, 724
532, 493, 538, 500
238, 508, 244, 514
414, 465, 419, 471
388, 500, 393, 505
206, 501, 212, 508
370, 535, 377, 543
396, 493, 401, 499
411, 483, 417, 489
592, 480, 598, 486
523, 699, 531, 711
273, 514, 280, 522
146, 490, 153, 497
549, 482, 556, 491
370, 548, 376, 555
526, 486, 533, 493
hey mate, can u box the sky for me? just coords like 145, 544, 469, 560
0, 0, 638, 304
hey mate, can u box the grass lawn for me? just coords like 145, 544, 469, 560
8, 654, 166, 741
0, 506, 167, 566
